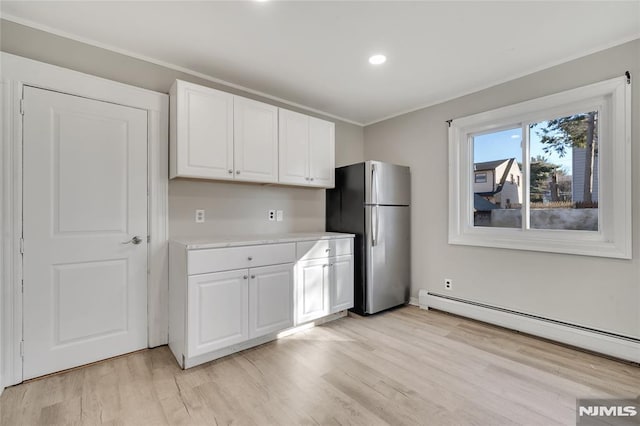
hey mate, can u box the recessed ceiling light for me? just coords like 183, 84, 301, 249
368, 54, 387, 65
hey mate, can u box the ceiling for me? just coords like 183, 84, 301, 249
1, 1, 639, 126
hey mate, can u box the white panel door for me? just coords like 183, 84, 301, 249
308, 117, 335, 188
249, 264, 294, 338
330, 255, 354, 313
176, 81, 234, 179
187, 270, 249, 357
296, 259, 330, 324
22, 86, 148, 380
278, 108, 310, 185
234, 97, 278, 183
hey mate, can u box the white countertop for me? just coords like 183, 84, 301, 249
171, 232, 355, 250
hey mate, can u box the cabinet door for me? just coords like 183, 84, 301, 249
308, 117, 335, 188
296, 259, 330, 324
278, 108, 310, 185
330, 255, 354, 313
173, 81, 234, 180
234, 97, 278, 183
249, 264, 294, 338
187, 270, 248, 357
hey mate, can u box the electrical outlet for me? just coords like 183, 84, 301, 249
195, 209, 205, 223
268, 210, 276, 221
444, 279, 452, 290
276, 210, 283, 222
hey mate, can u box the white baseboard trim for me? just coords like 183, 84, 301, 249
420, 290, 640, 363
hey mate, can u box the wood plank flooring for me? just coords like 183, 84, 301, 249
2, 306, 639, 425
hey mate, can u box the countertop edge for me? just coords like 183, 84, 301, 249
171, 233, 356, 250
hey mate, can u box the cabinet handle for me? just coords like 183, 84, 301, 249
236, 170, 240, 174
323, 264, 328, 268
310, 178, 314, 181
325, 248, 331, 252
228, 169, 233, 174
243, 275, 248, 280
248, 256, 253, 261
251, 275, 255, 279
305, 177, 309, 181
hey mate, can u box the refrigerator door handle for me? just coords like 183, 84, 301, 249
372, 204, 379, 246
371, 163, 378, 205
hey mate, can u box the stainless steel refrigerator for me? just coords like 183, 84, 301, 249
326, 161, 410, 315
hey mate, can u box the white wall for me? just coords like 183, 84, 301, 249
0, 19, 365, 240
364, 39, 640, 338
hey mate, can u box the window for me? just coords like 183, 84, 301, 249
475, 172, 487, 183
449, 76, 631, 258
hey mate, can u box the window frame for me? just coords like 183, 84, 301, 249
448, 76, 631, 259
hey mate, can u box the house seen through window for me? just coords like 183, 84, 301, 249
472, 112, 599, 231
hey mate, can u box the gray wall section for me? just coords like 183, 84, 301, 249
364, 39, 640, 338
0, 19, 364, 237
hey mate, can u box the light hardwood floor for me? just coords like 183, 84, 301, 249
2, 306, 639, 425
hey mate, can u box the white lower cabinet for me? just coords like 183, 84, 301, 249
187, 270, 249, 357
169, 236, 353, 369
295, 240, 355, 325
249, 264, 294, 338
330, 255, 355, 313
296, 259, 330, 324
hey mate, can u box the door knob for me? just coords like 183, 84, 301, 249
228, 169, 233, 174
122, 236, 143, 245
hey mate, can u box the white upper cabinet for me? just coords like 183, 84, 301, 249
170, 80, 234, 180
234, 97, 278, 183
279, 108, 335, 188
309, 117, 335, 188
171, 80, 335, 187
278, 109, 310, 185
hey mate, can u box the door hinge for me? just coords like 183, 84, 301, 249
19, 238, 24, 254
20, 341, 24, 357
20, 99, 25, 115
147, 235, 151, 243
21, 279, 24, 294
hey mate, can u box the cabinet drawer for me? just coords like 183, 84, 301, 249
296, 238, 352, 261
188, 243, 296, 275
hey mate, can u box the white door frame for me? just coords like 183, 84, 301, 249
0, 52, 169, 387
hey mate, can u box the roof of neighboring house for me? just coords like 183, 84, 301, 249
474, 158, 511, 172
474, 194, 500, 211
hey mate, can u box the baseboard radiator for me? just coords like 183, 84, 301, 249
419, 290, 640, 364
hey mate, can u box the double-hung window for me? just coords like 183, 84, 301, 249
449, 76, 631, 258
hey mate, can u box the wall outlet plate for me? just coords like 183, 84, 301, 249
276, 210, 283, 222
195, 209, 205, 223
444, 279, 452, 290
268, 210, 276, 221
